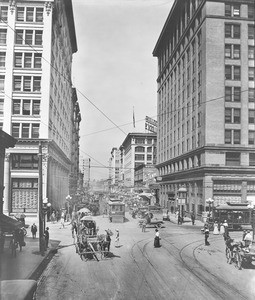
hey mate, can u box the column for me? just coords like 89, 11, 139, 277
3, 153, 10, 214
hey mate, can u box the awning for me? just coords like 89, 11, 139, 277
0, 214, 23, 232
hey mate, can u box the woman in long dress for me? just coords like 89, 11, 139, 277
213, 222, 219, 235
154, 229, 160, 248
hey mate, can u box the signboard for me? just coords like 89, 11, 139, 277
145, 116, 157, 133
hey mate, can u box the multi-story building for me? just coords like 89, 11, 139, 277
120, 133, 157, 188
153, 0, 255, 216
0, 0, 79, 217
109, 147, 121, 193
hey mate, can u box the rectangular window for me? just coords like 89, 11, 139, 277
33, 77, 41, 91
14, 53, 22, 68
234, 87, 241, 102
23, 76, 31, 92
25, 30, 33, 44
0, 6, 8, 21
34, 53, 42, 68
233, 66, 241, 80
12, 123, 20, 138
32, 100, 40, 115
0, 75, 5, 91
22, 100, 30, 115
248, 25, 255, 39
233, 25, 240, 38
0, 29, 7, 44
24, 53, 32, 68
35, 8, 43, 22
21, 123, 30, 138
26, 7, 34, 22
248, 5, 255, 19
16, 7, 25, 21
225, 87, 232, 102
13, 76, 22, 91
31, 124, 39, 138
0, 52, 5, 67
248, 46, 255, 60
249, 88, 255, 102
12, 154, 39, 170
225, 108, 231, 123
226, 152, 240, 166
35, 31, 42, 45
0, 98, 4, 115
249, 110, 255, 124
248, 67, 255, 81
13, 99, 21, 114
233, 130, 240, 144
233, 45, 240, 59
233, 108, 241, 123
15, 30, 23, 44
225, 65, 232, 79
250, 153, 255, 167
249, 131, 255, 145
225, 44, 231, 58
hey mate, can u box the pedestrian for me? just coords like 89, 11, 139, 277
154, 228, 161, 248
60, 212, 65, 228
71, 221, 77, 238
115, 229, 120, 247
205, 228, 210, 246
50, 212, 56, 223
16, 228, 25, 252
178, 214, 182, 225
242, 230, 247, 241
191, 212, 195, 225
105, 230, 111, 252
44, 227, 49, 249
213, 221, 219, 235
244, 230, 252, 249
223, 220, 229, 240
31, 223, 37, 239
142, 219, 147, 232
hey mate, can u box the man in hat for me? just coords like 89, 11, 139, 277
44, 227, 50, 249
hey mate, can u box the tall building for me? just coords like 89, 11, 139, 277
120, 133, 157, 189
109, 147, 121, 193
153, 0, 255, 216
0, 0, 80, 216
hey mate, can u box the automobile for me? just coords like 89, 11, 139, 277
146, 217, 164, 228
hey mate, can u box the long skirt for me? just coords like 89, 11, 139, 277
154, 236, 160, 248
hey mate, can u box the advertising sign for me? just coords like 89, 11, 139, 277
145, 116, 157, 133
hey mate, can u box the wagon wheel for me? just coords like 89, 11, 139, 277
226, 248, 232, 264
234, 251, 242, 270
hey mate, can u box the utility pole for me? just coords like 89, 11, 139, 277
38, 142, 43, 253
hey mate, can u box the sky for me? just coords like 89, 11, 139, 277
71, 0, 174, 180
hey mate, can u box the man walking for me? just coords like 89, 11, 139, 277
142, 219, 147, 232
205, 227, 210, 246
31, 223, 37, 239
44, 227, 49, 249
191, 212, 195, 225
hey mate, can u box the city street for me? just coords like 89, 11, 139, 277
35, 215, 255, 300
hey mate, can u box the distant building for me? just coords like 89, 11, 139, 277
0, 1, 80, 216
109, 147, 121, 193
153, 0, 255, 216
120, 133, 157, 188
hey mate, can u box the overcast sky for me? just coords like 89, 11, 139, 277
71, 0, 174, 180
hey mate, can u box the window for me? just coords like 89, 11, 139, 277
147, 147, 152, 152
34, 53, 42, 68
13, 99, 21, 114
225, 66, 241, 80
234, 87, 241, 102
15, 30, 23, 44
0, 98, 4, 115
135, 146, 145, 152
147, 155, 152, 160
198, 71, 202, 87
249, 131, 255, 145
0, 75, 5, 91
16, 7, 25, 21
26, 7, 34, 22
34, 31, 42, 45
233, 109, 241, 123
22, 123, 30, 138
22, 100, 30, 115
225, 129, 231, 144
225, 4, 240, 17
14, 53, 22, 68
233, 66, 241, 80
225, 87, 241, 102
24, 53, 32, 68
32, 100, 40, 115
225, 24, 240, 39
13, 76, 21, 91
248, 25, 255, 39
250, 154, 255, 166
0, 52, 5, 67
225, 65, 231, 79
12, 123, 20, 138
225, 44, 231, 58
249, 110, 255, 124
0, 29, 7, 44
12, 154, 39, 170
225, 129, 241, 144
233, 130, 240, 144
31, 124, 39, 138
35, 8, 43, 22
23, 76, 31, 92
33, 77, 41, 91
249, 88, 255, 102
248, 67, 255, 81
233, 45, 240, 59
248, 5, 255, 19
248, 46, 255, 60
226, 152, 240, 166
135, 154, 145, 160
25, 30, 33, 44
225, 108, 231, 123
0, 6, 8, 21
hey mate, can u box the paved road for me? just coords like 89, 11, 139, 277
35, 215, 255, 300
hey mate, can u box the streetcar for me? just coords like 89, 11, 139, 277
108, 200, 125, 223
212, 203, 252, 230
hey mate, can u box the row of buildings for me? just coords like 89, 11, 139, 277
109, 0, 255, 217
0, 0, 81, 218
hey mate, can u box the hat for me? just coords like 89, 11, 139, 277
116, 229, 119, 232
224, 220, 227, 222
46, 227, 49, 230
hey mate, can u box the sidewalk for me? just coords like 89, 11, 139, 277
0, 219, 62, 281
169, 212, 205, 227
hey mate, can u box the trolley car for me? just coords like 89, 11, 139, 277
108, 200, 125, 223
213, 203, 252, 230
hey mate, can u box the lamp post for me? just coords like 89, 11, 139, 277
66, 195, 72, 222
43, 198, 51, 232
206, 198, 214, 219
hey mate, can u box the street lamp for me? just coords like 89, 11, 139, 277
43, 198, 51, 232
206, 198, 214, 219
